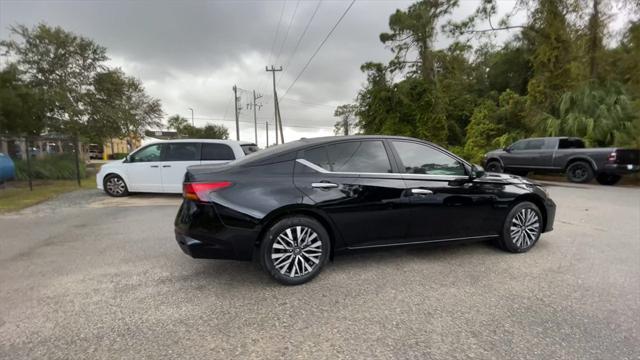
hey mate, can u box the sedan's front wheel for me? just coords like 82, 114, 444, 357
498, 201, 542, 253
260, 216, 330, 285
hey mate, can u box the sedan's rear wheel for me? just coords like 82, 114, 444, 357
499, 201, 542, 253
260, 216, 330, 285
104, 174, 128, 197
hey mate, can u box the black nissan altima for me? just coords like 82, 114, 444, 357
175, 136, 555, 285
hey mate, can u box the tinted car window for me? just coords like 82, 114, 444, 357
558, 138, 585, 149
129, 144, 162, 163
327, 141, 392, 173
303, 146, 331, 171
525, 139, 545, 150
510, 140, 527, 151
241, 144, 259, 155
392, 141, 466, 176
164, 143, 200, 161
202, 143, 235, 161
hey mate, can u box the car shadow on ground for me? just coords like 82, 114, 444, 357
174, 239, 533, 288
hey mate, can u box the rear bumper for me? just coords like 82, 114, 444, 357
602, 164, 640, 175
543, 197, 556, 233
174, 200, 259, 261
175, 232, 240, 259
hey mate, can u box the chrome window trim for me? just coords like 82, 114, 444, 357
295, 158, 469, 181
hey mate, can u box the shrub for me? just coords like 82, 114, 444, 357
14, 154, 86, 180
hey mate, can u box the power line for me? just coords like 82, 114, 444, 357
278, 0, 323, 86
274, 0, 301, 65
281, 0, 356, 99
257, 1, 288, 96
267, 1, 287, 68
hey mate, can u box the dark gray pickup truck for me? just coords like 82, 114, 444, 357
484, 137, 640, 185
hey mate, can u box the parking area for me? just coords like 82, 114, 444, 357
0, 183, 638, 359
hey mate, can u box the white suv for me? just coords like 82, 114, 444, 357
97, 139, 258, 196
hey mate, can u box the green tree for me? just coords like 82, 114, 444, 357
0, 65, 48, 137
167, 114, 229, 139
462, 90, 529, 162
86, 69, 162, 148
195, 124, 229, 139
1, 24, 108, 138
167, 114, 189, 133
333, 104, 358, 135
380, 0, 458, 81
546, 81, 639, 147
526, 0, 581, 117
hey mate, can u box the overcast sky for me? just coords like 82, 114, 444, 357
0, 0, 631, 147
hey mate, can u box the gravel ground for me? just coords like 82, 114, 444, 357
0, 183, 638, 359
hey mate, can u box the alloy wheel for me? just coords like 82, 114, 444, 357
271, 226, 323, 278
106, 177, 126, 196
510, 208, 540, 249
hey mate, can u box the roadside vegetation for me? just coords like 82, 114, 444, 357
339, 0, 640, 164
14, 154, 86, 180
0, 178, 96, 213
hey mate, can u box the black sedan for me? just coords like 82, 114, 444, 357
175, 136, 555, 285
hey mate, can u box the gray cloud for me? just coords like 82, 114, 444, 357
0, 0, 560, 147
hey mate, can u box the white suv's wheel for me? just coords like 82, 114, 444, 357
104, 174, 129, 197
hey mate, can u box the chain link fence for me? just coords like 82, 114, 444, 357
0, 134, 92, 189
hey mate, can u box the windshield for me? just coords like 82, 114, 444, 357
241, 144, 259, 155
230, 140, 306, 166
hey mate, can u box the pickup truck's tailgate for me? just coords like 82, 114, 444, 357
616, 149, 640, 165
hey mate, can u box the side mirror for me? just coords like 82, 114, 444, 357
503, 146, 511, 153
470, 164, 485, 179
124, 155, 131, 163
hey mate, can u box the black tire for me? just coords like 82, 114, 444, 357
260, 215, 330, 285
103, 174, 129, 197
486, 160, 503, 173
497, 201, 543, 253
596, 173, 621, 186
566, 161, 594, 183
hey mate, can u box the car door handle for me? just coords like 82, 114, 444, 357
312, 182, 338, 189
150, 165, 159, 168
411, 188, 433, 195
162, 165, 171, 168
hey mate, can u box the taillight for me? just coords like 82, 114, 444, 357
183, 182, 232, 202
607, 151, 617, 163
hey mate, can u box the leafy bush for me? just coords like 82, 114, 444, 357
108, 153, 128, 160
14, 154, 86, 180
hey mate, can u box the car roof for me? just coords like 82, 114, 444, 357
232, 135, 452, 167
145, 139, 255, 145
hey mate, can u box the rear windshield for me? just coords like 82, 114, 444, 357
231, 140, 306, 166
241, 144, 259, 155
559, 138, 585, 149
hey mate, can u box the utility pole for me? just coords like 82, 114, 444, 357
265, 121, 269, 148
188, 108, 194, 126
233, 85, 240, 140
252, 90, 263, 145
266, 65, 283, 144
343, 117, 349, 136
